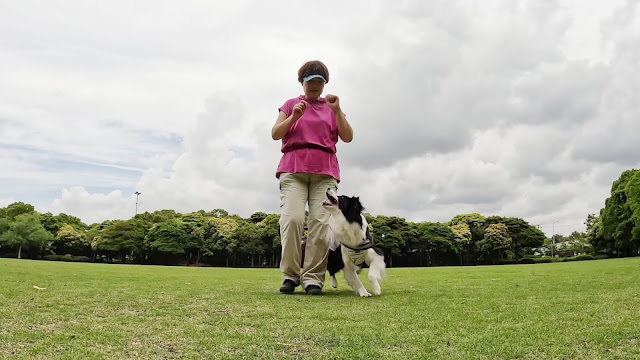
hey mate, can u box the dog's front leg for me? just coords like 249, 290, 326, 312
342, 257, 371, 297
365, 249, 386, 296
329, 274, 338, 288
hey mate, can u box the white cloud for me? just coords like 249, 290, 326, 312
49, 187, 135, 224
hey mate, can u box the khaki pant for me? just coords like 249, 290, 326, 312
279, 172, 338, 289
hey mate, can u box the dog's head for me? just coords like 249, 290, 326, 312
323, 188, 365, 226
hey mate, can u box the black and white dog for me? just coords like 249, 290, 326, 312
322, 188, 386, 297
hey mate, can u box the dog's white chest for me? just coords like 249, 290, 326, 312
327, 216, 365, 247
327, 215, 350, 235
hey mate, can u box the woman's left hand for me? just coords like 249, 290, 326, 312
326, 94, 341, 113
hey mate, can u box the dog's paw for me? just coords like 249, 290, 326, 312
330, 276, 337, 289
358, 289, 372, 297
373, 289, 381, 296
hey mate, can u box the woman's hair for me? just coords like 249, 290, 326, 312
297, 60, 330, 84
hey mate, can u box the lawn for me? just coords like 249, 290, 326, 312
1, 257, 639, 359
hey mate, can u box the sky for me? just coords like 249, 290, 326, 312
1, 0, 639, 237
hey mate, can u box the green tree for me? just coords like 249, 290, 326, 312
234, 221, 263, 267
86, 221, 112, 262
449, 213, 486, 265
366, 215, 408, 267
600, 169, 640, 256
52, 223, 88, 256
145, 219, 189, 255
203, 216, 239, 266
477, 223, 512, 264
586, 214, 608, 253
625, 170, 640, 253
0, 217, 8, 254
450, 223, 472, 265
180, 213, 208, 264
135, 209, 180, 224
249, 212, 268, 224
0, 217, 9, 234
41, 213, 87, 241
97, 218, 148, 263
57, 213, 86, 231
208, 209, 229, 218
41, 212, 60, 234
485, 216, 546, 258
258, 214, 281, 266
411, 222, 458, 266
0, 213, 53, 258
554, 231, 591, 257
450, 213, 486, 238
0, 202, 35, 221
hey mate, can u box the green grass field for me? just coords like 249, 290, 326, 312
1, 258, 639, 359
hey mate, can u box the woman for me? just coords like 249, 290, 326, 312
272, 60, 353, 295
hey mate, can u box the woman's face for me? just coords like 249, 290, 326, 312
303, 78, 325, 100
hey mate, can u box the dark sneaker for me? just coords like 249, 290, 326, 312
305, 285, 322, 296
280, 279, 298, 294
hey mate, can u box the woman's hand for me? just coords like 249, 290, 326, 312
326, 94, 341, 114
272, 101, 308, 140
292, 101, 307, 121
326, 94, 353, 142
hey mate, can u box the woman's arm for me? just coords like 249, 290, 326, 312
326, 94, 353, 143
336, 111, 353, 143
271, 112, 295, 140
271, 101, 307, 140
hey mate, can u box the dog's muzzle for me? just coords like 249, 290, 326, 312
323, 188, 339, 207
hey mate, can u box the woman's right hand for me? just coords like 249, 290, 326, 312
292, 101, 307, 121
271, 100, 308, 140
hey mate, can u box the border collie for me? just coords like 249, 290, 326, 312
322, 188, 386, 297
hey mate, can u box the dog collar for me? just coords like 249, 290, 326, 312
341, 240, 374, 252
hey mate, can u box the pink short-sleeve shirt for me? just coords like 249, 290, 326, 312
276, 95, 340, 182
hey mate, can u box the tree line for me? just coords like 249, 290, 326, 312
1, 168, 638, 267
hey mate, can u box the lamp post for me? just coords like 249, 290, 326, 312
551, 220, 559, 257
135, 191, 141, 215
